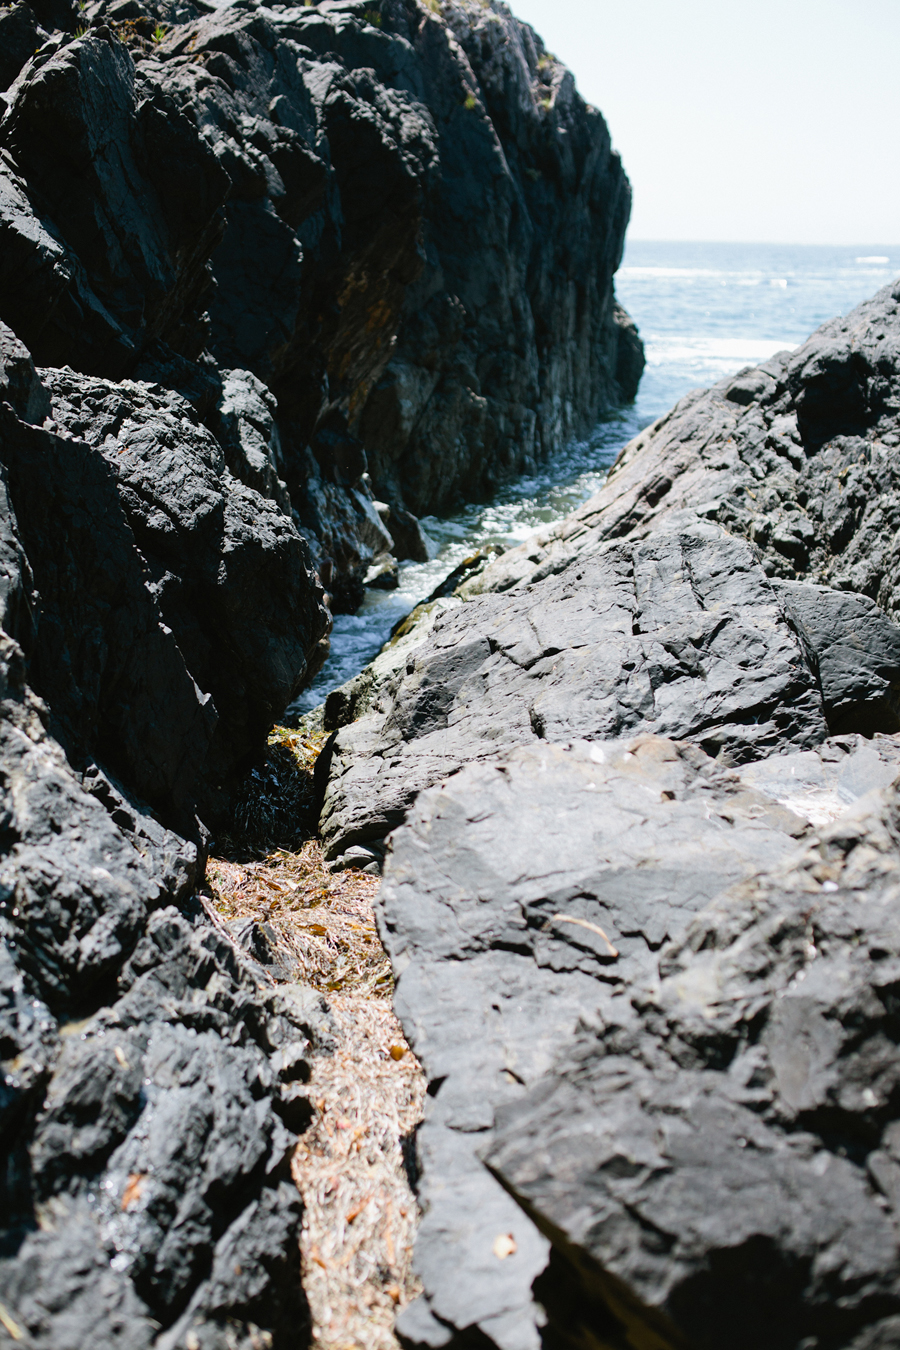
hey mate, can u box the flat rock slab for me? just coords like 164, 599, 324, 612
485, 781, 900, 1350
379, 732, 900, 1348
322, 527, 834, 865
322, 522, 900, 873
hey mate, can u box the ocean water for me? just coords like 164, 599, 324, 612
289, 241, 900, 715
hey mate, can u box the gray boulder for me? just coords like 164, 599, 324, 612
471, 280, 900, 618
379, 732, 900, 1348
321, 525, 900, 865
485, 777, 900, 1350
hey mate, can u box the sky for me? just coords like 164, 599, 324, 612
505, 0, 900, 245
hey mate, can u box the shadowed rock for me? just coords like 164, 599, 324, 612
379, 733, 900, 1347
0, 364, 329, 834
485, 779, 900, 1350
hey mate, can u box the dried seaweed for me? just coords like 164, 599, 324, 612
205, 808, 425, 1348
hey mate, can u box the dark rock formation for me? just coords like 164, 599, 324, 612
0, 351, 329, 836
0, 0, 642, 606
319, 524, 900, 865
485, 780, 900, 1350
0, 325, 333, 1345
473, 280, 900, 616
378, 733, 900, 1347
0, 608, 331, 1347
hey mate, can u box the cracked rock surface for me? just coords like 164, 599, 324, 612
321, 525, 900, 864
376, 734, 900, 1348
311, 280, 900, 1348
485, 779, 900, 1350
472, 280, 900, 614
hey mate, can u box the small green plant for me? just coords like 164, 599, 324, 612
421, 0, 440, 12
152, 22, 166, 40
539, 96, 552, 111
463, 92, 477, 110
363, 6, 381, 25
74, 23, 87, 36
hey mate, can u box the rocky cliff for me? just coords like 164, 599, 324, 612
0, 1, 643, 1346
0, 0, 642, 607
320, 280, 900, 1350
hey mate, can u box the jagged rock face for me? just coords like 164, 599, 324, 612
0, 0, 642, 605
355, 0, 640, 515
0, 33, 230, 375
0, 620, 330, 1349
379, 734, 900, 1348
0, 328, 329, 1345
305, 284, 900, 1347
474, 280, 900, 617
319, 524, 900, 865
484, 782, 900, 1350
0, 354, 329, 835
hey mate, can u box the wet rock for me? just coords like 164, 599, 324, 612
366, 555, 400, 590
484, 778, 900, 1350
472, 280, 900, 619
388, 506, 435, 565
379, 733, 900, 1347
321, 526, 843, 864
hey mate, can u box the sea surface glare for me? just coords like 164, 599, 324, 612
290, 241, 900, 715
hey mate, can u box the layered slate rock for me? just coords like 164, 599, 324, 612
379, 733, 900, 1349
0, 0, 642, 606
484, 779, 900, 1350
321, 524, 897, 865
0, 351, 329, 834
471, 280, 900, 617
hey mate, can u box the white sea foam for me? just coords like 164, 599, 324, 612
857, 256, 890, 264
647, 337, 791, 364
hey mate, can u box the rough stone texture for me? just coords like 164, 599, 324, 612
0, 365, 329, 834
484, 779, 900, 1350
0, 0, 642, 606
313, 282, 900, 1347
209, 366, 292, 513
0, 32, 230, 377
471, 280, 900, 618
0, 613, 330, 1348
320, 524, 900, 864
378, 733, 900, 1348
